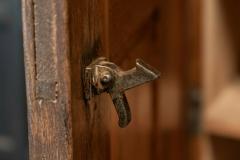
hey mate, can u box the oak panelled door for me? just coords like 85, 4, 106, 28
22, 0, 189, 159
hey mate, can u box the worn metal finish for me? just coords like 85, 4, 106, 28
84, 57, 160, 128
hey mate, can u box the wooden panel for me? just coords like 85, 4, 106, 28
106, 2, 190, 160
67, 0, 110, 159
109, 27, 160, 159
22, 0, 72, 159
183, 0, 203, 159
23, 0, 110, 159
110, 84, 154, 160
155, 0, 188, 159
107, 1, 161, 159
108, 0, 159, 66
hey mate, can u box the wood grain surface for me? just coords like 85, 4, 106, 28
22, 0, 199, 159
22, 0, 73, 159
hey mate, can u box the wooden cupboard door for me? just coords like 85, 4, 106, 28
68, 0, 162, 159
22, 0, 190, 159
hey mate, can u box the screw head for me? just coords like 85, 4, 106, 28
100, 72, 113, 86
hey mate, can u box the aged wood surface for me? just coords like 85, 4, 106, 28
22, 0, 72, 159
108, 0, 159, 65
68, 0, 110, 159
23, 0, 162, 159
23, 0, 110, 159
107, 0, 162, 160
22, 0, 199, 159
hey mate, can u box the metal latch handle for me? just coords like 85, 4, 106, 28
84, 57, 160, 128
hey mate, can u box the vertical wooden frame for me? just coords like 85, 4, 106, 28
22, 0, 110, 159
68, 0, 110, 159
22, 0, 73, 159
